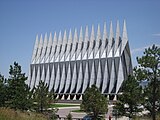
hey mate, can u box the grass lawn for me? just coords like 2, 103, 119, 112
0, 107, 47, 120
50, 103, 80, 108
71, 109, 84, 113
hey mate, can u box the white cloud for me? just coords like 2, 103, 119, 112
131, 44, 160, 54
152, 33, 160, 36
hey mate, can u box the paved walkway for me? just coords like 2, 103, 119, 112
57, 106, 86, 119
56, 105, 129, 120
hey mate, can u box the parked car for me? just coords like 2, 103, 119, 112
82, 115, 92, 120
82, 114, 104, 120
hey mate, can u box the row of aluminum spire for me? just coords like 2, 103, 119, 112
31, 20, 128, 64
27, 20, 132, 100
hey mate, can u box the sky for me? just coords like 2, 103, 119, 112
0, 0, 160, 77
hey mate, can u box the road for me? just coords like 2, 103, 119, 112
57, 106, 86, 119
56, 105, 129, 120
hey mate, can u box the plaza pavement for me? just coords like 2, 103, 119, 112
56, 104, 129, 120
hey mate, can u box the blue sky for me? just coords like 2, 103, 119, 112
0, 0, 160, 77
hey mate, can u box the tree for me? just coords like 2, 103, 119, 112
81, 84, 108, 120
66, 113, 72, 120
33, 80, 54, 113
7, 62, 32, 110
114, 75, 143, 118
0, 74, 7, 107
136, 44, 160, 120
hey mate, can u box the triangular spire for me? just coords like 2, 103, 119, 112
82, 25, 89, 57
45, 32, 52, 62
39, 34, 43, 46
36, 34, 43, 63
79, 26, 83, 42
44, 32, 48, 44
41, 33, 48, 63
88, 25, 95, 57
50, 32, 56, 62
109, 21, 113, 38
48, 32, 52, 48
53, 32, 57, 43
90, 25, 95, 42
63, 30, 67, 43
71, 28, 78, 58
58, 31, 62, 48
114, 20, 120, 55
54, 31, 62, 62
65, 29, 72, 60
85, 25, 89, 41
61, 30, 67, 58
121, 20, 128, 54
100, 22, 108, 57
58, 30, 62, 44
76, 26, 83, 59
103, 22, 108, 41
96, 24, 101, 41
68, 29, 72, 43
107, 21, 114, 55
123, 19, 128, 40
74, 28, 78, 43
31, 34, 39, 63
94, 24, 101, 57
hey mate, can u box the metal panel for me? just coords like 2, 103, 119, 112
64, 63, 72, 93
82, 61, 89, 93
49, 64, 55, 91
35, 66, 40, 88
89, 61, 95, 87
70, 62, 77, 93
109, 59, 116, 93
116, 58, 124, 93
30, 66, 36, 90
102, 60, 109, 93
96, 60, 102, 89
76, 62, 83, 93
58, 63, 66, 93
54, 63, 60, 93
45, 65, 50, 85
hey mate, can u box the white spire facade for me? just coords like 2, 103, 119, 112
28, 20, 132, 100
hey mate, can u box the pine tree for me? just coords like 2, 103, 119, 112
33, 80, 54, 113
7, 62, 32, 110
66, 113, 72, 120
81, 84, 108, 120
136, 44, 160, 120
0, 74, 6, 107
114, 75, 143, 118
